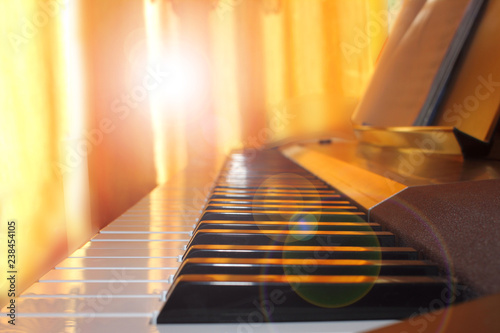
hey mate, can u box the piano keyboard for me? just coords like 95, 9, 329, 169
156, 150, 460, 324
0, 150, 462, 332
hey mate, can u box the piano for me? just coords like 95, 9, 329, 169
2, 0, 500, 332
1, 138, 499, 332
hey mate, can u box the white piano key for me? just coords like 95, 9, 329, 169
108, 221, 197, 226
0, 297, 163, 315
130, 204, 201, 209
40, 268, 175, 282
0, 316, 397, 333
156, 321, 399, 333
92, 233, 190, 241
69, 248, 184, 258
106, 223, 197, 229
120, 209, 201, 211
124, 206, 200, 210
101, 226, 194, 233
22, 282, 169, 297
121, 210, 201, 213
118, 215, 200, 219
125, 208, 198, 211
127, 212, 198, 217
100, 230, 192, 235
132, 201, 203, 205
127, 208, 197, 212
80, 241, 188, 249
56, 258, 180, 269
123, 209, 201, 213
111, 217, 198, 223
111, 217, 198, 222
0, 317, 159, 333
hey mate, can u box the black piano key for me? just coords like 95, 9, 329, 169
208, 198, 350, 206
204, 205, 359, 212
207, 200, 353, 207
213, 189, 337, 195
217, 179, 323, 182
183, 245, 419, 260
215, 185, 331, 190
174, 258, 439, 277
186, 229, 395, 247
218, 174, 320, 180
157, 274, 460, 323
200, 211, 367, 222
195, 221, 382, 232
210, 194, 342, 201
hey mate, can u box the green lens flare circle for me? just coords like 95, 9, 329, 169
282, 216, 382, 308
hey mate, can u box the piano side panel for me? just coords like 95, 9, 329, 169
367, 292, 500, 333
370, 179, 500, 297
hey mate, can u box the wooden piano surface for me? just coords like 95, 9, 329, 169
2, 142, 499, 332
282, 139, 500, 210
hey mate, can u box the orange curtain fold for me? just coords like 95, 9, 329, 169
147, 0, 391, 174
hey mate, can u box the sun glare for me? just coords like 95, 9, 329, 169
160, 53, 204, 104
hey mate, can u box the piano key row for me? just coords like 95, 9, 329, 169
0, 152, 462, 332
157, 151, 463, 324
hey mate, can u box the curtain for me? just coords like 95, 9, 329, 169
0, 0, 158, 307
146, 0, 392, 183
0, 0, 74, 307
0, 0, 396, 307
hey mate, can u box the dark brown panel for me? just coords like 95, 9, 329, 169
370, 179, 500, 296
367, 292, 500, 333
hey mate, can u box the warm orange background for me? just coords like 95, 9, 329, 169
0, 0, 396, 307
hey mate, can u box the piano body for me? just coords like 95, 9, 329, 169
2, 0, 500, 332
2, 138, 499, 332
